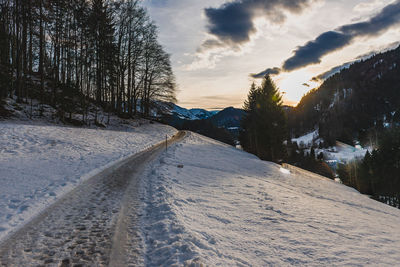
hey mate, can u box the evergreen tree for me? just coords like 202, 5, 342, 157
240, 75, 287, 162
310, 147, 315, 159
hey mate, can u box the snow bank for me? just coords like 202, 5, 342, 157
141, 132, 400, 266
0, 122, 177, 242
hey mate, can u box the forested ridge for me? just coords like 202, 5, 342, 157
289, 45, 400, 146
287, 45, 400, 208
0, 0, 175, 121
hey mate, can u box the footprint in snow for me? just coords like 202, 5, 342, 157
7, 203, 18, 210
17, 205, 29, 214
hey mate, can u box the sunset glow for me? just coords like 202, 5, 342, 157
145, 0, 400, 109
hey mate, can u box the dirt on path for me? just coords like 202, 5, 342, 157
0, 131, 186, 267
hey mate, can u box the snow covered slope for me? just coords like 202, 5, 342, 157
292, 130, 368, 164
292, 129, 318, 147
0, 122, 177, 242
324, 141, 368, 163
141, 132, 400, 266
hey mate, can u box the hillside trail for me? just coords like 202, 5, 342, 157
0, 131, 186, 267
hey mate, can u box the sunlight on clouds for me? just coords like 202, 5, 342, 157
276, 23, 400, 106
184, 36, 255, 71
274, 69, 321, 105
253, 17, 289, 40
186, 0, 323, 72
353, 0, 387, 12
146, 0, 400, 109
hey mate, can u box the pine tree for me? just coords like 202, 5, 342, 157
310, 147, 315, 159
240, 75, 287, 162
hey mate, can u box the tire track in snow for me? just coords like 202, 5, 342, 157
0, 131, 186, 266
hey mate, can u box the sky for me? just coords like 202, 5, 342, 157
144, 0, 400, 110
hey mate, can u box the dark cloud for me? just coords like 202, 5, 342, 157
203, 0, 314, 48
196, 39, 226, 53
205, 1, 255, 44
283, 31, 353, 70
282, 0, 400, 71
250, 67, 281, 78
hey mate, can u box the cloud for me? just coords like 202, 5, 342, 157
355, 41, 400, 59
196, 39, 226, 53
191, 0, 317, 71
353, 0, 385, 13
250, 67, 281, 78
202, 0, 316, 49
312, 41, 400, 81
282, 31, 353, 71
179, 94, 245, 109
312, 61, 354, 81
282, 0, 400, 71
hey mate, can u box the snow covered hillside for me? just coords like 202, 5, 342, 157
292, 130, 368, 165
141, 132, 400, 266
0, 121, 177, 242
292, 129, 318, 147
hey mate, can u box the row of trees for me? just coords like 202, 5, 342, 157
338, 128, 400, 208
239, 76, 335, 178
0, 0, 175, 119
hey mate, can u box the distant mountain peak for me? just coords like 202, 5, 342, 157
155, 102, 219, 120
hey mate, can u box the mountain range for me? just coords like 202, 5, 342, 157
157, 102, 245, 127
155, 102, 245, 145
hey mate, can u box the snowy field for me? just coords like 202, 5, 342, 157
0, 121, 177, 242
141, 132, 400, 266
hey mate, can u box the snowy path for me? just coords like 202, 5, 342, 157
0, 122, 177, 241
0, 131, 185, 266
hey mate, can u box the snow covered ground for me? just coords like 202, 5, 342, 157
292, 130, 368, 164
323, 141, 368, 163
140, 132, 400, 266
292, 129, 318, 147
0, 121, 177, 242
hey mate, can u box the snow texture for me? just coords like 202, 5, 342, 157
323, 141, 368, 164
0, 121, 177, 242
140, 132, 400, 266
292, 130, 318, 147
